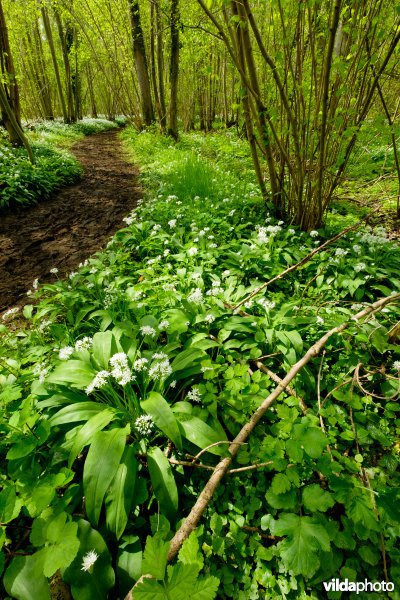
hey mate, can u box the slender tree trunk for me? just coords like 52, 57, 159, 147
41, 5, 68, 123
155, 0, 167, 131
168, 0, 179, 139
30, 23, 54, 120
54, 10, 75, 122
150, 0, 162, 128
86, 64, 98, 117
129, 0, 155, 126
0, 0, 24, 146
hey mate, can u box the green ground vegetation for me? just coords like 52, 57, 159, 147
1, 127, 400, 599
0, 118, 118, 210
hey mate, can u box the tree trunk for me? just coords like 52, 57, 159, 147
54, 10, 76, 122
41, 5, 68, 123
129, 0, 155, 126
168, 0, 179, 139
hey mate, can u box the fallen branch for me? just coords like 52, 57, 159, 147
164, 293, 399, 563
254, 360, 308, 413
126, 293, 400, 599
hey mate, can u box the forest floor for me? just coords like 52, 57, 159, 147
0, 128, 141, 313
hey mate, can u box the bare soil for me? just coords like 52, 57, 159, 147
0, 128, 141, 312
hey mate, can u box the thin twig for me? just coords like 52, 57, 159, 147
254, 360, 308, 414
191, 441, 247, 464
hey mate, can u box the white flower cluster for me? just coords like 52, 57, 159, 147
58, 346, 74, 360
85, 370, 110, 395
140, 325, 157, 337
309, 230, 319, 238
123, 215, 135, 225
133, 357, 148, 371
33, 362, 50, 383
75, 337, 93, 351
206, 282, 224, 296
358, 226, 389, 247
168, 219, 177, 228
335, 248, 348, 258
148, 355, 172, 380
159, 320, 170, 330
204, 314, 215, 324
188, 288, 204, 304
256, 227, 269, 244
188, 247, 198, 257
109, 353, 133, 386
187, 387, 201, 403
50, 267, 59, 274
135, 414, 154, 436
258, 298, 275, 311
393, 360, 400, 372
354, 263, 366, 272
81, 550, 99, 572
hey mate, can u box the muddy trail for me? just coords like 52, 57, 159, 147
0, 128, 141, 313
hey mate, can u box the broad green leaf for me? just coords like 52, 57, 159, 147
170, 348, 206, 373
4, 553, 50, 600
166, 563, 198, 596
117, 536, 142, 598
83, 426, 128, 526
141, 392, 182, 450
178, 417, 227, 456
6, 438, 37, 460
61, 519, 114, 600
92, 331, 117, 369
49, 402, 105, 426
147, 448, 178, 520
69, 408, 116, 467
178, 531, 203, 571
0, 486, 21, 523
40, 520, 80, 577
271, 514, 331, 578
47, 361, 95, 388
190, 576, 220, 600
142, 534, 170, 581
293, 424, 327, 458
302, 485, 335, 513
105, 445, 138, 539
132, 578, 166, 599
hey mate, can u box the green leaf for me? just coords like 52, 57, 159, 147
117, 536, 142, 598
271, 514, 331, 578
49, 402, 105, 426
178, 531, 204, 571
141, 392, 182, 450
178, 417, 227, 455
147, 447, 178, 520
105, 445, 138, 539
69, 409, 116, 467
47, 361, 95, 388
302, 485, 335, 513
0, 486, 21, 523
271, 473, 291, 495
293, 424, 327, 458
190, 576, 220, 600
61, 519, 114, 600
132, 578, 166, 599
142, 534, 170, 581
40, 520, 80, 577
4, 553, 51, 600
92, 331, 117, 369
83, 426, 128, 526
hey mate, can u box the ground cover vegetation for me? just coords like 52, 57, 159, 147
1, 0, 400, 598
0, 118, 119, 210
0, 129, 400, 599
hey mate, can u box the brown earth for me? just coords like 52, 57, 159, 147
0, 128, 141, 313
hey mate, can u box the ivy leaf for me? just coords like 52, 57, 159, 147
272, 514, 331, 578
142, 534, 169, 581
302, 485, 335, 513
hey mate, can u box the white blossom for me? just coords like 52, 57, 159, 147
309, 230, 319, 238
133, 357, 148, 371
335, 248, 348, 258
50, 267, 59, 274
188, 247, 198, 256
187, 387, 201, 403
81, 550, 99, 572
188, 288, 204, 304
149, 358, 172, 380
134, 414, 154, 436
159, 320, 170, 330
33, 362, 49, 383
33, 278, 39, 290
316, 315, 324, 324
75, 337, 93, 351
204, 314, 215, 324
140, 325, 157, 337
109, 353, 133, 386
58, 346, 74, 360
393, 361, 400, 372
85, 370, 110, 394
354, 263, 366, 272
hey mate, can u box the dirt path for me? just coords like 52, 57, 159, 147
0, 128, 140, 312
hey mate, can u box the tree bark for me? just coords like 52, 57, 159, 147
129, 0, 155, 126
168, 0, 179, 139
41, 5, 68, 123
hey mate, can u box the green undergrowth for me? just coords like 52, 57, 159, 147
1, 128, 400, 599
0, 118, 118, 211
